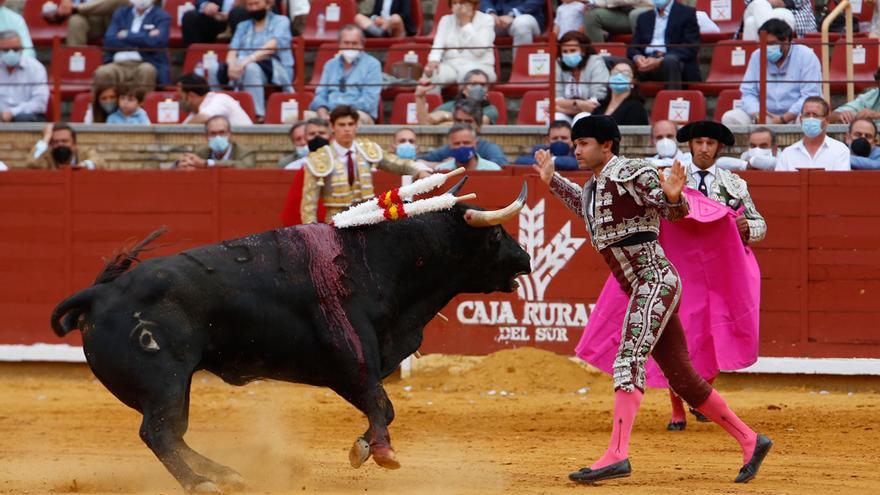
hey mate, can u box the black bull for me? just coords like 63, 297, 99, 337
50, 187, 532, 493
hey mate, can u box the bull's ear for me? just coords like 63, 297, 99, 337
446, 176, 468, 196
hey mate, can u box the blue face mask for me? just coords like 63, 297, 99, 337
609, 73, 632, 94
767, 44, 783, 64
549, 141, 571, 157
652, 0, 670, 10
451, 146, 476, 164
209, 135, 229, 154
801, 118, 824, 139
296, 145, 309, 158
1, 49, 21, 68
562, 53, 582, 69
396, 142, 417, 160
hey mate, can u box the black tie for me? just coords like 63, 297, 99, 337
697, 170, 710, 197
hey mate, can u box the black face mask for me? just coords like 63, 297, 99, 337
248, 9, 267, 21
308, 136, 330, 152
51, 146, 73, 165
851, 137, 872, 157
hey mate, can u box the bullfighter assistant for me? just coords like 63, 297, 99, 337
533, 115, 772, 484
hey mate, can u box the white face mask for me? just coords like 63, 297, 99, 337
742, 147, 774, 160
340, 49, 360, 63
131, 0, 153, 10
655, 138, 678, 158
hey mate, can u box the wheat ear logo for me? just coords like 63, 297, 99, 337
516, 200, 587, 302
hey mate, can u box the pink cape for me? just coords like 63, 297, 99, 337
575, 188, 761, 388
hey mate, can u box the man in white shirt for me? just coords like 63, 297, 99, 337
649, 119, 691, 167
178, 73, 253, 126
0, 31, 48, 122
739, 127, 778, 170
776, 97, 851, 171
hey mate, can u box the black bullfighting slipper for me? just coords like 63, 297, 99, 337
569, 459, 632, 484
666, 420, 686, 431
689, 407, 711, 423
735, 434, 773, 483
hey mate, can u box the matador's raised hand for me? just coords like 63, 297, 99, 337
532, 148, 554, 185
658, 160, 686, 204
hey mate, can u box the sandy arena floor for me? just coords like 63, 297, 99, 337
1, 348, 879, 495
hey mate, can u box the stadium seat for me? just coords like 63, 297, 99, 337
690, 40, 759, 95
516, 90, 551, 125
23, 0, 68, 46
49, 46, 104, 99
695, 0, 744, 41
306, 43, 341, 91
143, 91, 185, 124
264, 92, 316, 124
164, 0, 195, 46
381, 43, 431, 98
651, 90, 706, 124
182, 44, 229, 76
486, 91, 508, 125
70, 92, 92, 122
593, 42, 628, 59
795, 38, 824, 61
713, 89, 743, 122
302, 0, 358, 47
389, 93, 442, 125
364, 0, 425, 48
496, 45, 555, 97
223, 91, 257, 121
829, 39, 879, 93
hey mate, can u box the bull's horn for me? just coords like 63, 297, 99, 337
464, 182, 527, 227
446, 176, 469, 196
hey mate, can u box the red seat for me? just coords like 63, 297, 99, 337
70, 92, 92, 122
516, 90, 551, 125
364, 0, 425, 47
690, 40, 759, 95
389, 93, 442, 125
855, 0, 877, 22
163, 0, 195, 47
496, 44, 554, 97
49, 46, 104, 99
795, 38, 825, 61
222, 91, 257, 120
264, 92, 316, 124
651, 90, 707, 124
182, 44, 229, 76
23, 0, 68, 46
713, 88, 743, 122
306, 43, 341, 91
302, 0, 358, 47
592, 42, 628, 59
381, 43, 432, 98
829, 39, 879, 93
608, 34, 633, 44
695, 0, 744, 40
486, 91, 507, 124
143, 91, 185, 123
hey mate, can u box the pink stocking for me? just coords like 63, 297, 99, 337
696, 390, 758, 464
591, 389, 643, 469
668, 389, 686, 423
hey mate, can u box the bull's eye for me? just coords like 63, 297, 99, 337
132, 326, 161, 353
415, 257, 425, 268
492, 228, 503, 242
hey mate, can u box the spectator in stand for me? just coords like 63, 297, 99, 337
354, 0, 418, 38
286, 0, 310, 36
205, 0, 293, 122
435, 123, 502, 171
279, 117, 332, 169
514, 120, 578, 171
480, 0, 546, 49
776, 96, 851, 171
427, 0, 496, 84
84, 81, 117, 123
417, 99, 509, 165
0, 0, 35, 58
40, 0, 129, 46
723, 19, 821, 126
182, 0, 248, 47
553, 0, 586, 39
628, 0, 701, 90
278, 120, 308, 167
847, 118, 880, 169
742, 0, 815, 40
648, 119, 690, 166
176, 115, 256, 169
94, 0, 171, 91
415, 68, 499, 125
27, 123, 105, 170
0, 31, 48, 122
584, 0, 652, 43
830, 68, 880, 126
593, 59, 649, 125
738, 127, 778, 170
391, 127, 419, 159
106, 84, 150, 124
178, 73, 254, 126
555, 31, 609, 123
307, 24, 381, 124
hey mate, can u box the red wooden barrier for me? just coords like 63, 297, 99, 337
1, 169, 878, 359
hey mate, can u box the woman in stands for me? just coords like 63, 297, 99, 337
555, 31, 610, 124
414, 68, 500, 125
594, 60, 649, 126
426, 0, 497, 84
84, 81, 118, 124
354, 0, 419, 38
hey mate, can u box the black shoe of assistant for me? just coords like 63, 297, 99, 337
666, 420, 686, 431
735, 434, 773, 483
569, 459, 632, 484
689, 407, 711, 423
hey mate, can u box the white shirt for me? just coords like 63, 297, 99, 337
0, 160, 8, 171
554, 2, 586, 40
113, 7, 153, 63
284, 156, 308, 170
333, 140, 359, 182
187, 92, 254, 126
650, 2, 673, 55
0, 55, 49, 117
776, 136, 852, 171
379, 0, 393, 18
429, 11, 496, 70
290, 0, 310, 17
688, 163, 717, 192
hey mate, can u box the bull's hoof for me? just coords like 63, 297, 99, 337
349, 437, 371, 468
217, 471, 245, 490
190, 480, 222, 494
371, 446, 401, 470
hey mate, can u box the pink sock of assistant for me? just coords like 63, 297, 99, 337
696, 390, 758, 464
591, 389, 644, 469
668, 389, 686, 423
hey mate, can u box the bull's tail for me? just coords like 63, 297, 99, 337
50, 227, 168, 337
